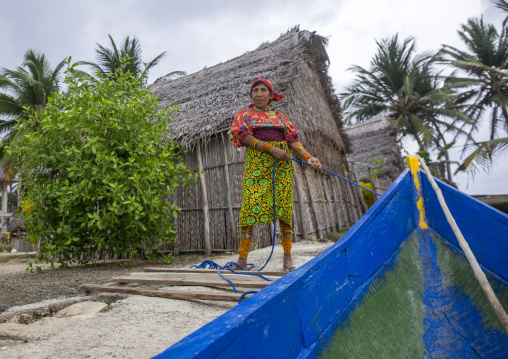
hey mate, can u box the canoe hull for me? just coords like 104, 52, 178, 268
155, 166, 508, 358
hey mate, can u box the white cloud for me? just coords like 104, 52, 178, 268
0, 0, 505, 194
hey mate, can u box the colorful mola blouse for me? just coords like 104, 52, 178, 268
229, 108, 301, 147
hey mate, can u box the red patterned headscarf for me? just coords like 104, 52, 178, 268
249, 79, 284, 108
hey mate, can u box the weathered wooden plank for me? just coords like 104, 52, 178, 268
112, 273, 272, 289
127, 271, 279, 283
78, 284, 252, 302
143, 268, 287, 277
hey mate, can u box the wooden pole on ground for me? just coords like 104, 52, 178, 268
196, 145, 212, 256
416, 155, 508, 335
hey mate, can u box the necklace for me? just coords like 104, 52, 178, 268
253, 106, 270, 111
253, 106, 276, 117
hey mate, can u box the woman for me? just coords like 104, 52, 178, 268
229, 79, 322, 272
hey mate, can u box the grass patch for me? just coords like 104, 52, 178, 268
324, 227, 351, 242
0, 253, 37, 264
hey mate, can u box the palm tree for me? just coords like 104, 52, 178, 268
78, 35, 185, 84
0, 50, 66, 134
340, 35, 470, 181
494, 0, 508, 13
0, 50, 67, 233
439, 17, 508, 174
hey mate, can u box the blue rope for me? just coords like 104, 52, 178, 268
225, 268, 274, 282
190, 160, 280, 303
191, 156, 378, 304
291, 157, 381, 196
216, 268, 239, 293
238, 291, 258, 303
190, 260, 255, 271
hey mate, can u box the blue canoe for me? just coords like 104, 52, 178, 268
155, 156, 508, 358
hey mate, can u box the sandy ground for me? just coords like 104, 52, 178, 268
0, 240, 333, 359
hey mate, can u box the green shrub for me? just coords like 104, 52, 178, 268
11, 63, 191, 266
360, 182, 375, 208
0, 242, 12, 252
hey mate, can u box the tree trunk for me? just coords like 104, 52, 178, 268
414, 135, 425, 152
1, 181, 8, 240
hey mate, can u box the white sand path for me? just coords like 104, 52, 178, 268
0, 240, 333, 359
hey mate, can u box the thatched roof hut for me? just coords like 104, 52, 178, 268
152, 27, 366, 255
344, 115, 405, 194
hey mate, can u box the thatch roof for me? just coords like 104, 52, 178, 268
151, 26, 349, 153
344, 115, 405, 179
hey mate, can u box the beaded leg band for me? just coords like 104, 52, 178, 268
239, 226, 253, 259
280, 221, 292, 255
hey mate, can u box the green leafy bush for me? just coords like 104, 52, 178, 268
360, 182, 375, 208
11, 63, 190, 266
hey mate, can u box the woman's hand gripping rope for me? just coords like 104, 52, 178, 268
306, 156, 322, 170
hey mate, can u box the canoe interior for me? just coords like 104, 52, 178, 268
155, 167, 508, 359
320, 229, 508, 358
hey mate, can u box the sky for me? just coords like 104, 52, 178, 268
1, 0, 506, 195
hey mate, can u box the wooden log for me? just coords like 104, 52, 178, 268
221, 133, 238, 252
196, 145, 212, 256
78, 284, 252, 303
143, 268, 286, 277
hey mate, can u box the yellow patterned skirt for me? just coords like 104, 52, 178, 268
238, 141, 294, 228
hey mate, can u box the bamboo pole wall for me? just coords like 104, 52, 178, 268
171, 133, 366, 253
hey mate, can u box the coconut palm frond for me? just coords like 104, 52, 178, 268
494, 0, 508, 12
455, 136, 508, 175
79, 35, 184, 83
0, 119, 18, 135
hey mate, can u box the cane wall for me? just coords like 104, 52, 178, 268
171, 133, 366, 253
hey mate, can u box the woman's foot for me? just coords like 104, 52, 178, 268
231, 258, 248, 270
283, 255, 296, 272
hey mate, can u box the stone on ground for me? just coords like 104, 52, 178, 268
55, 301, 108, 318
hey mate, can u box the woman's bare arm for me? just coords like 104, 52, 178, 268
241, 135, 291, 161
